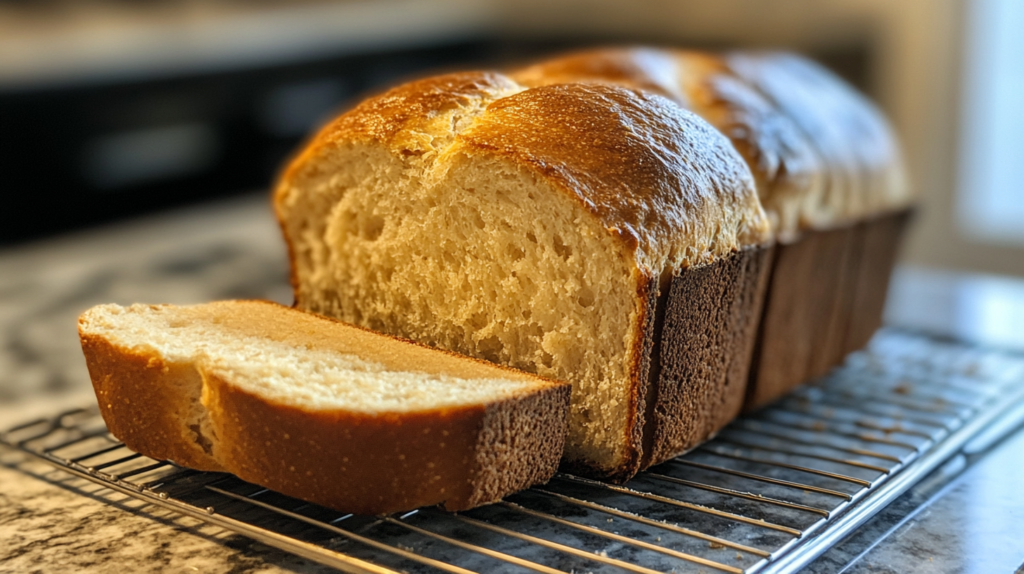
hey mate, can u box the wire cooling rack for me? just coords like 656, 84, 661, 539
4, 329, 1024, 574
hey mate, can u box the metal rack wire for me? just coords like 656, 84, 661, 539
4, 329, 1024, 574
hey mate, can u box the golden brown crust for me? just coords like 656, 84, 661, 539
510, 47, 824, 240
81, 332, 225, 472
671, 51, 825, 240
452, 82, 769, 276
511, 47, 686, 103
79, 301, 570, 515
206, 374, 569, 513
725, 52, 912, 224
305, 72, 521, 156
206, 375, 484, 514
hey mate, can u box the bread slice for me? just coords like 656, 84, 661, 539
274, 72, 772, 480
78, 300, 570, 514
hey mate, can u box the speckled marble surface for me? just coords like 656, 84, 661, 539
3, 195, 1024, 573
0, 450, 338, 574
0, 194, 322, 573
842, 426, 1024, 574
803, 417, 1024, 574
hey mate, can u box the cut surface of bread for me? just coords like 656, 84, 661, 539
275, 72, 771, 479
79, 300, 570, 514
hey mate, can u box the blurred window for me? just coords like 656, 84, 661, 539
957, 0, 1024, 244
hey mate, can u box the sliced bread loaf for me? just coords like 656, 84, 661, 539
274, 72, 772, 480
78, 300, 570, 514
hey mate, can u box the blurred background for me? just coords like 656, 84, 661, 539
6, 4, 1024, 570
0, 0, 1020, 276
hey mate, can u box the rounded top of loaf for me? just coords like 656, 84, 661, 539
281, 72, 523, 177
511, 47, 836, 239
277, 70, 771, 278
512, 47, 911, 234
511, 47, 686, 103
725, 51, 912, 223
670, 50, 826, 239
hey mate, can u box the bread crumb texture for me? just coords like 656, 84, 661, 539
79, 301, 569, 513
79, 302, 547, 413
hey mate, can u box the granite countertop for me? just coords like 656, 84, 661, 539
0, 194, 332, 573
2, 194, 1024, 573
805, 405, 1024, 574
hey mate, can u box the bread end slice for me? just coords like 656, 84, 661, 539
79, 300, 570, 514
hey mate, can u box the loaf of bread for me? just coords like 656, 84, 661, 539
512, 48, 913, 409
79, 300, 570, 514
274, 72, 773, 480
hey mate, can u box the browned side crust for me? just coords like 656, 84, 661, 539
745, 211, 911, 410
820, 225, 866, 373
82, 333, 226, 473
844, 209, 913, 354
745, 236, 818, 409
720, 246, 775, 429
801, 226, 857, 381
81, 322, 570, 515
204, 373, 569, 514
745, 227, 852, 409
639, 246, 772, 469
